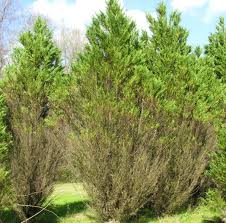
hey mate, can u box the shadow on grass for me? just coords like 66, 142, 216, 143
36, 200, 90, 223
0, 200, 90, 223
127, 208, 154, 223
0, 209, 20, 223
128, 204, 196, 223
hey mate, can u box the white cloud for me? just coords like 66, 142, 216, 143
208, 0, 226, 14
171, 0, 226, 23
171, 0, 208, 12
31, 0, 106, 31
127, 9, 149, 31
203, 0, 226, 23
30, 0, 150, 32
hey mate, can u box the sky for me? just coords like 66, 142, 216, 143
20, 0, 226, 47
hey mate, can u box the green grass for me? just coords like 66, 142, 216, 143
0, 183, 96, 223
134, 206, 221, 223
0, 183, 222, 223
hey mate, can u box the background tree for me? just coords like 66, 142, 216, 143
0, 0, 23, 76
2, 17, 66, 220
56, 26, 85, 72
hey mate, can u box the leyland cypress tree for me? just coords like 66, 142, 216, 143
205, 17, 226, 202
67, 0, 170, 222
205, 17, 226, 81
144, 3, 224, 214
2, 17, 65, 220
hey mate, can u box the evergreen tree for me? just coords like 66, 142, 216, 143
2, 17, 65, 220
144, 3, 225, 214
67, 0, 168, 222
205, 17, 226, 202
205, 17, 226, 81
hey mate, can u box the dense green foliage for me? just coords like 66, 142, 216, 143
0, 1, 225, 222
205, 17, 226, 214
205, 17, 226, 81
145, 3, 224, 120
0, 93, 11, 209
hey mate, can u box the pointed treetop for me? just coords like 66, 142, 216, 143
86, 0, 137, 48
205, 16, 226, 81
147, 2, 191, 56
4, 16, 64, 100
73, 0, 148, 104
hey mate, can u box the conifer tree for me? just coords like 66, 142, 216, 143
144, 3, 224, 214
205, 17, 226, 201
2, 17, 65, 220
205, 17, 226, 81
67, 0, 169, 222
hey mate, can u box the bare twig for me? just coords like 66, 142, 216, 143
17, 202, 60, 223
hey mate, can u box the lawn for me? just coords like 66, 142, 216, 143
0, 183, 221, 223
